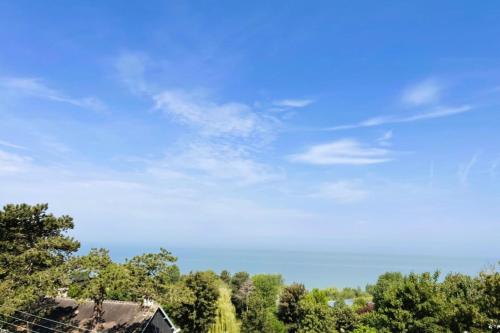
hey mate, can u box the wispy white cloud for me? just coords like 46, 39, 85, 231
0, 149, 32, 173
325, 105, 472, 131
114, 52, 150, 94
289, 139, 393, 165
0, 139, 26, 150
273, 99, 314, 108
0, 77, 106, 112
310, 180, 369, 203
489, 158, 500, 179
457, 153, 479, 186
154, 89, 275, 140
377, 130, 393, 146
402, 79, 442, 106
149, 143, 283, 185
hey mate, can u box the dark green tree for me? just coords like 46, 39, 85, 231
0, 203, 80, 314
230, 271, 252, 316
67, 248, 135, 328
441, 273, 485, 332
478, 265, 500, 332
277, 283, 307, 333
371, 271, 446, 332
220, 270, 231, 284
125, 248, 180, 300
297, 293, 337, 333
241, 292, 286, 333
170, 271, 220, 332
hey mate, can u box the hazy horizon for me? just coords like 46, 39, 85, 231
1, 1, 500, 258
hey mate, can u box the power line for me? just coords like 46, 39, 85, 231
1, 312, 68, 333
0, 317, 44, 333
1, 307, 92, 333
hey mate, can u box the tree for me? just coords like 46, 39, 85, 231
0, 203, 80, 313
67, 248, 135, 328
241, 274, 285, 332
252, 274, 283, 309
241, 292, 286, 333
230, 272, 252, 316
297, 293, 337, 333
220, 270, 231, 284
208, 286, 240, 333
278, 283, 307, 333
478, 265, 500, 332
125, 248, 180, 300
371, 271, 446, 332
331, 305, 359, 332
171, 271, 220, 332
441, 273, 485, 332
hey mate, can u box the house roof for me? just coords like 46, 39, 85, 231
25, 297, 177, 333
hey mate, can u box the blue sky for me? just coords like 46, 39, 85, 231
1, 1, 499, 256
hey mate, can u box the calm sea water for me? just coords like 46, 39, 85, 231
82, 246, 497, 289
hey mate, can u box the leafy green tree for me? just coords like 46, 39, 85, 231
371, 271, 446, 332
67, 248, 135, 327
209, 286, 240, 333
220, 270, 231, 284
233, 278, 254, 318
252, 274, 283, 309
478, 265, 500, 331
297, 293, 337, 333
277, 283, 307, 333
0, 203, 80, 314
441, 273, 485, 332
241, 292, 286, 333
231, 272, 252, 316
125, 248, 180, 300
171, 271, 220, 332
331, 305, 359, 332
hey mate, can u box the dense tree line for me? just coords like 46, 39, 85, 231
1, 204, 499, 332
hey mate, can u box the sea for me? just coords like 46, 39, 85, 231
80, 245, 498, 289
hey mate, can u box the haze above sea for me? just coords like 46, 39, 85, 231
80, 245, 497, 289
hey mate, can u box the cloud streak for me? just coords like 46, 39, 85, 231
402, 79, 442, 106
310, 180, 369, 203
153, 90, 274, 139
457, 153, 479, 186
0, 77, 106, 112
289, 139, 393, 165
323, 105, 472, 131
273, 99, 314, 108
0, 140, 26, 150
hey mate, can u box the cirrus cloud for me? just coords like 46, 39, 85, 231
289, 139, 393, 165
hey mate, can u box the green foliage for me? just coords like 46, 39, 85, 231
240, 274, 285, 333
209, 286, 240, 333
297, 293, 337, 333
241, 292, 286, 333
331, 305, 359, 332
230, 271, 252, 316
252, 274, 283, 309
67, 248, 136, 327
170, 271, 220, 333
3, 202, 500, 333
125, 248, 180, 300
478, 265, 500, 331
277, 283, 307, 333
371, 271, 447, 332
220, 270, 232, 284
352, 325, 377, 333
441, 273, 486, 332
0, 203, 80, 313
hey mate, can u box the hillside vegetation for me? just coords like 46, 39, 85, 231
1, 203, 499, 332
